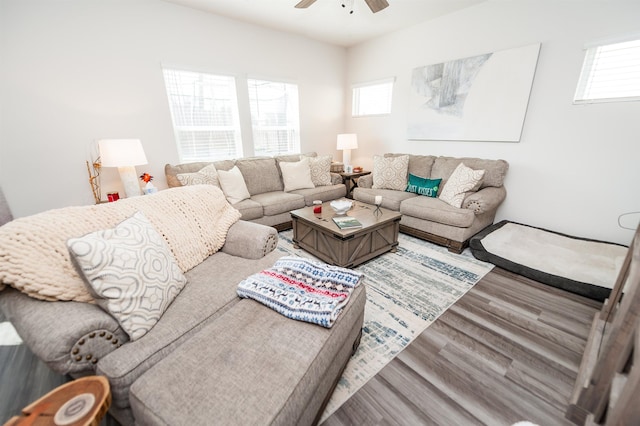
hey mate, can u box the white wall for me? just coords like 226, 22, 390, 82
344, 0, 640, 245
0, 0, 346, 216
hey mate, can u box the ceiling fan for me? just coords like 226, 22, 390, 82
295, 0, 389, 14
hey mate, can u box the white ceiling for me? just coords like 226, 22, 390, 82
161, 0, 487, 47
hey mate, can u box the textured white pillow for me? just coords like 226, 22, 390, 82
176, 164, 219, 187
306, 155, 332, 186
372, 155, 409, 190
67, 212, 187, 341
217, 166, 251, 204
438, 163, 485, 208
280, 157, 315, 192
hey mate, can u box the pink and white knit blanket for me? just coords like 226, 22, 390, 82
237, 256, 363, 328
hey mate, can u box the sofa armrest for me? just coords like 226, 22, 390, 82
221, 220, 278, 259
0, 287, 127, 376
463, 186, 507, 215
330, 172, 342, 186
357, 174, 373, 188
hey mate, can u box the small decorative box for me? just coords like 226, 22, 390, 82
330, 162, 344, 173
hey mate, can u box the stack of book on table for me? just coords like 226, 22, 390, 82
332, 216, 362, 230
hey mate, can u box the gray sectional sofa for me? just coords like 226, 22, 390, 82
354, 154, 509, 253
0, 186, 366, 425
165, 153, 347, 230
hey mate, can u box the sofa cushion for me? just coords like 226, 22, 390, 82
67, 212, 187, 341
280, 158, 315, 192
97, 250, 283, 410
291, 184, 347, 206
251, 191, 306, 216
232, 198, 264, 221
439, 163, 485, 208
372, 154, 409, 191
431, 157, 508, 188
129, 284, 366, 426
236, 158, 283, 195
353, 187, 417, 211
405, 174, 441, 198
218, 166, 251, 204
400, 196, 476, 228
385, 153, 436, 178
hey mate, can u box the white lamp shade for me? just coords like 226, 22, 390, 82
336, 134, 358, 150
98, 139, 148, 167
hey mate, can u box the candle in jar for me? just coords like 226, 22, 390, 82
374, 195, 382, 205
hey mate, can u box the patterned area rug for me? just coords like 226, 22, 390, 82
276, 230, 494, 422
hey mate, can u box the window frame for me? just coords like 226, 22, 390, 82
247, 77, 301, 157
351, 77, 395, 117
162, 67, 244, 163
574, 34, 640, 104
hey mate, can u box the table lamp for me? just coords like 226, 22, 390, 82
98, 139, 148, 198
337, 133, 358, 168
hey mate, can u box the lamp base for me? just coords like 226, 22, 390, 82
342, 149, 352, 167
118, 166, 142, 198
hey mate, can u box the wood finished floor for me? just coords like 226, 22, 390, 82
322, 267, 602, 426
0, 267, 600, 426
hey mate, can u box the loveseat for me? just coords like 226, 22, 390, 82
353, 154, 509, 253
165, 152, 347, 231
0, 186, 366, 425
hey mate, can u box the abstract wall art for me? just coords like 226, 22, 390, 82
407, 43, 541, 142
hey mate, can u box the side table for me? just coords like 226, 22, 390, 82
340, 171, 371, 199
4, 376, 111, 426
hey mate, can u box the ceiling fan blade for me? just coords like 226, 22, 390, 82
295, 0, 318, 8
365, 0, 389, 13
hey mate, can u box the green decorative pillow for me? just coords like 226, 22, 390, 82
405, 174, 442, 198
67, 212, 187, 341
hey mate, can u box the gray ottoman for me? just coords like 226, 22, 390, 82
129, 286, 366, 425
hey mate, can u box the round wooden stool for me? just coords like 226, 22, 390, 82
4, 376, 111, 426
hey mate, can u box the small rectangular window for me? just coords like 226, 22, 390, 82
352, 78, 394, 116
163, 68, 243, 162
248, 79, 301, 156
574, 36, 640, 104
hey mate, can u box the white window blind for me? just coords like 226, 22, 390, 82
163, 69, 243, 162
574, 37, 640, 104
248, 79, 300, 156
352, 78, 394, 116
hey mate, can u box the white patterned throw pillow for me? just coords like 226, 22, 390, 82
306, 155, 332, 186
438, 162, 485, 208
67, 212, 187, 341
372, 154, 410, 191
176, 164, 219, 187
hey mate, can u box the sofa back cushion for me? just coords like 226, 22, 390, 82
384, 153, 436, 178
431, 157, 509, 188
235, 158, 283, 195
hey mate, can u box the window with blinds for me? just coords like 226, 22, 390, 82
163, 69, 243, 162
352, 78, 394, 116
247, 79, 300, 156
574, 37, 640, 104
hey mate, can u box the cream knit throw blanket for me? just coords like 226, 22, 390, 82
0, 186, 241, 302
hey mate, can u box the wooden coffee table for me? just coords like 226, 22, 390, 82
290, 201, 401, 268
